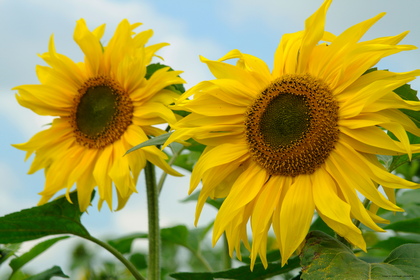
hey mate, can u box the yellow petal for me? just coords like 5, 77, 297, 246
213, 162, 267, 244
297, 0, 332, 73
279, 175, 315, 266
190, 141, 249, 192
330, 142, 402, 212
313, 169, 356, 230
93, 145, 114, 210
73, 19, 104, 76
250, 176, 284, 269
200, 56, 263, 93
324, 158, 390, 232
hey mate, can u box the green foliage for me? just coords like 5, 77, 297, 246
25, 266, 69, 280
170, 257, 300, 280
0, 243, 20, 266
384, 218, 420, 234
301, 231, 420, 280
125, 132, 173, 155
172, 139, 206, 172
9, 236, 69, 276
0, 192, 93, 279
0, 192, 90, 243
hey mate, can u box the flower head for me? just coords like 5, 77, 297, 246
14, 19, 184, 211
166, 0, 420, 267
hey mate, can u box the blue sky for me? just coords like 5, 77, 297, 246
0, 0, 419, 276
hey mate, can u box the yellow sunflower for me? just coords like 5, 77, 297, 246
165, 0, 420, 267
13, 19, 184, 212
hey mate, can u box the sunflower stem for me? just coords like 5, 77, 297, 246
353, 198, 371, 229
83, 235, 146, 280
145, 161, 160, 280
222, 233, 232, 270
157, 146, 185, 194
191, 250, 213, 272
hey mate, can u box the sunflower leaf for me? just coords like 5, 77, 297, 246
107, 233, 148, 254
125, 132, 173, 155
0, 243, 20, 265
172, 151, 201, 172
301, 231, 420, 280
170, 257, 300, 280
373, 235, 420, 253
384, 217, 420, 234
25, 265, 69, 279
394, 83, 419, 102
9, 236, 70, 275
160, 223, 213, 253
0, 191, 91, 244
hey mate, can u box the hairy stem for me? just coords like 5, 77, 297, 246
146, 161, 160, 280
157, 146, 185, 194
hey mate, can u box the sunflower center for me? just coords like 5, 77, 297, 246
260, 94, 310, 149
245, 74, 339, 176
70, 76, 134, 149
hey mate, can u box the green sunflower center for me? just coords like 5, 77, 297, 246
70, 76, 134, 149
245, 74, 339, 176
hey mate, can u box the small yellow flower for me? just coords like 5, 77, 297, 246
166, 0, 420, 267
14, 19, 184, 211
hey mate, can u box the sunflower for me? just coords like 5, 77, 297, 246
13, 19, 184, 212
165, 0, 420, 267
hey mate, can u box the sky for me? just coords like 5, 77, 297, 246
0, 0, 419, 277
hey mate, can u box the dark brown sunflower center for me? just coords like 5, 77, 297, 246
245, 74, 339, 176
70, 76, 134, 149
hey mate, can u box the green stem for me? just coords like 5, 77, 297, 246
83, 235, 146, 280
222, 233, 232, 270
191, 250, 213, 272
353, 198, 371, 229
146, 161, 160, 280
157, 146, 185, 194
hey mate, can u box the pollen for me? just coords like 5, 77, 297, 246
70, 76, 134, 149
245, 74, 339, 176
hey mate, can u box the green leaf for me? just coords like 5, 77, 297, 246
25, 266, 69, 280
384, 217, 420, 234
125, 132, 173, 155
374, 235, 420, 253
9, 236, 69, 274
394, 83, 419, 102
107, 233, 148, 254
170, 258, 300, 280
129, 253, 148, 270
0, 191, 91, 244
301, 231, 420, 280
0, 243, 20, 265
161, 225, 189, 248
172, 151, 201, 172
161, 224, 213, 253
398, 189, 420, 205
